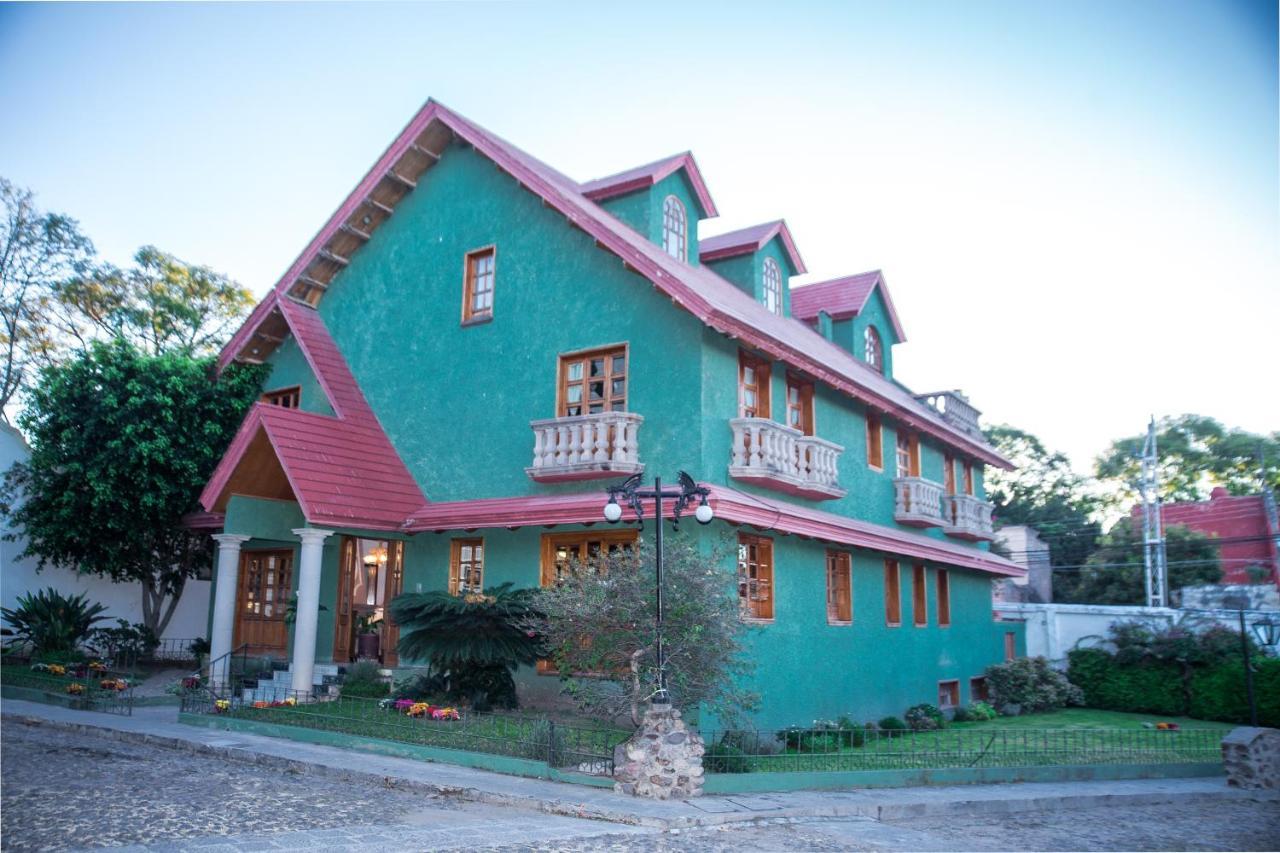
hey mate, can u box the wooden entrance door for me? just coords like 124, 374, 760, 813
380, 541, 405, 666
332, 537, 405, 665
233, 549, 293, 656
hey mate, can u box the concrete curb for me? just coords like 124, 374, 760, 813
5, 712, 1275, 831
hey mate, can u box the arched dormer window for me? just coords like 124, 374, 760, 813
762, 257, 782, 315
864, 325, 884, 373
662, 195, 687, 261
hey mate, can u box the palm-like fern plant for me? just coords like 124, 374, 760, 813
1, 587, 109, 657
388, 583, 542, 709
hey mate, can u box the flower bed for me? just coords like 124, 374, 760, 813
1, 659, 135, 714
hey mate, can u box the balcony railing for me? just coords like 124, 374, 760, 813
893, 476, 945, 527
526, 412, 644, 482
915, 390, 983, 440
943, 494, 996, 541
728, 418, 845, 500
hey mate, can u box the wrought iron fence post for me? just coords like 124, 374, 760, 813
546, 719, 557, 766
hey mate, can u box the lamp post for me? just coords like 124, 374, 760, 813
1238, 611, 1280, 727
603, 471, 713, 706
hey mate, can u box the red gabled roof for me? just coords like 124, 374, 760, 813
698, 220, 807, 275
790, 270, 908, 342
579, 151, 718, 219
402, 485, 1024, 577
201, 295, 425, 530
216, 99, 1008, 468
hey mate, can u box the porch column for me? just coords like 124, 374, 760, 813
209, 533, 250, 690
290, 527, 334, 696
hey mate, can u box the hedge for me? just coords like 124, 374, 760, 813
1068, 648, 1280, 727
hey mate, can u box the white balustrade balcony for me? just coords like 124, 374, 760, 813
728, 418, 846, 500
526, 412, 644, 482
943, 494, 996, 541
894, 476, 945, 527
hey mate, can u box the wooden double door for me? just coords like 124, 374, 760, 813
333, 537, 404, 665
233, 549, 293, 657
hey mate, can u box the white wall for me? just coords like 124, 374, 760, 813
995, 601, 1279, 665
1, 423, 210, 640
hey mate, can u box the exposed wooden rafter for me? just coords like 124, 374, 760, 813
297, 275, 330, 292
364, 198, 394, 216
339, 224, 372, 242
317, 250, 350, 267
410, 144, 440, 161
385, 171, 417, 189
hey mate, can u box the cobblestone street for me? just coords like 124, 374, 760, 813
3, 718, 1278, 852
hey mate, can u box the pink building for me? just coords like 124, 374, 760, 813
1134, 488, 1280, 587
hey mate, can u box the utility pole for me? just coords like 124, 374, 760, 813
1140, 417, 1169, 607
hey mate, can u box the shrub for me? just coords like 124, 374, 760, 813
951, 705, 972, 722
968, 701, 998, 721
775, 726, 843, 753
877, 716, 907, 737
705, 740, 750, 773
340, 661, 389, 699
1067, 647, 1183, 715
1, 588, 109, 656
985, 656, 1084, 713
86, 619, 159, 666
905, 703, 946, 731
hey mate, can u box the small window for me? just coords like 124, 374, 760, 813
912, 564, 927, 626
864, 326, 884, 373
785, 375, 814, 435
738, 351, 771, 418
449, 538, 484, 596
896, 431, 920, 479
738, 534, 774, 621
938, 679, 960, 709
826, 551, 852, 624
884, 559, 901, 626
559, 346, 627, 417
970, 676, 990, 702
462, 246, 496, 323
1004, 631, 1017, 661
662, 196, 687, 261
944, 454, 956, 494
963, 463, 975, 496
937, 568, 951, 627
262, 386, 300, 409
762, 258, 782, 315
866, 413, 883, 470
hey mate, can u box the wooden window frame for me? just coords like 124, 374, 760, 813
785, 374, 815, 436
884, 559, 901, 627
762, 257, 783, 315
461, 245, 496, 325
662, 195, 687, 261
938, 679, 960, 709
825, 550, 852, 625
866, 412, 883, 470
262, 386, 301, 409
936, 568, 951, 627
912, 563, 927, 627
449, 538, 485, 596
1004, 631, 1017, 661
896, 431, 920, 479
864, 325, 884, 373
737, 534, 775, 622
970, 676, 990, 702
537, 530, 639, 674
556, 343, 628, 418
738, 351, 771, 419
943, 454, 956, 494
963, 463, 975, 496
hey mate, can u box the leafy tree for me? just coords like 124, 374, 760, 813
528, 537, 758, 726
0, 178, 95, 416
389, 583, 543, 710
983, 424, 1103, 594
0, 341, 265, 634
1096, 415, 1280, 504
1060, 520, 1221, 605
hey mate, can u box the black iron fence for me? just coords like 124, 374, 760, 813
701, 725, 1224, 773
1, 659, 135, 715
182, 687, 628, 774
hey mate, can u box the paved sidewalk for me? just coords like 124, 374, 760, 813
2, 698, 1269, 830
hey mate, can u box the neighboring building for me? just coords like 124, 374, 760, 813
1131, 487, 1280, 588
1, 423, 211, 640
993, 524, 1053, 603
192, 100, 1025, 729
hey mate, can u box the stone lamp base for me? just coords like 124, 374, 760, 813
612, 704, 706, 799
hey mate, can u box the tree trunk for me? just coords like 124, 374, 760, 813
139, 574, 186, 638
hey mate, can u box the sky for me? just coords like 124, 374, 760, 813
1, 0, 1276, 475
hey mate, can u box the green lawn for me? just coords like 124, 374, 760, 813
948, 708, 1235, 732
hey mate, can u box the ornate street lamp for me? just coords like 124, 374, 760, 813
1252, 616, 1280, 650
1238, 611, 1280, 727
603, 471, 713, 706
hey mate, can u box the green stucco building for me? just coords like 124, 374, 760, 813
197, 100, 1024, 730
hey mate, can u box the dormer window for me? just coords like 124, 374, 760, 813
662, 196, 687, 261
864, 326, 884, 373
762, 258, 782, 315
